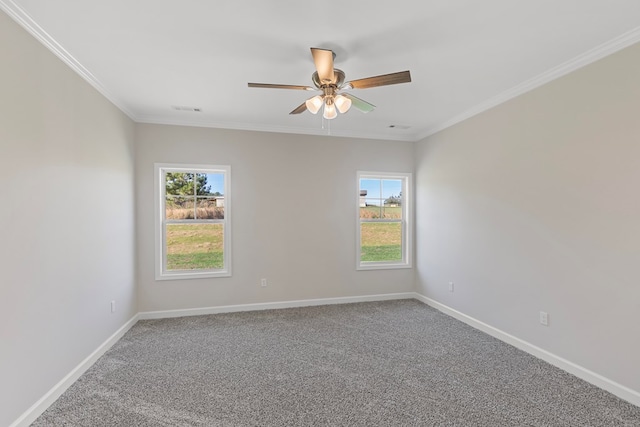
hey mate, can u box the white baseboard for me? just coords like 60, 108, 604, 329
414, 293, 640, 407
9, 314, 140, 427
11, 292, 413, 426
138, 292, 416, 320
14, 291, 637, 427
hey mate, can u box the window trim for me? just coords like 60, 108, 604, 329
154, 163, 231, 280
356, 171, 412, 271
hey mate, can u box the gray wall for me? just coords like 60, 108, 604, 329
135, 124, 415, 312
415, 42, 640, 393
4, 4, 640, 423
0, 11, 137, 426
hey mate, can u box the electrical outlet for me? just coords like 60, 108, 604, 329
111, 300, 116, 313
448, 282, 454, 292
260, 278, 267, 287
539, 311, 548, 326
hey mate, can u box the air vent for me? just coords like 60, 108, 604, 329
171, 106, 202, 112
388, 124, 411, 130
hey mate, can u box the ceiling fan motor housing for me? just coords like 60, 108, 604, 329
312, 69, 346, 89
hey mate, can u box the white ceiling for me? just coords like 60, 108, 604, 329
3, 0, 640, 141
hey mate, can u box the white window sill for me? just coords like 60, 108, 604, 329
357, 263, 412, 271
155, 270, 231, 281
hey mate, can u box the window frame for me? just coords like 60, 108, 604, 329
154, 163, 231, 280
356, 171, 412, 271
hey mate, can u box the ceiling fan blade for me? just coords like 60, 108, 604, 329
310, 48, 335, 84
345, 70, 411, 90
248, 83, 314, 90
342, 93, 375, 113
289, 102, 308, 115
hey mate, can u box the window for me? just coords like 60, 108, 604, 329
155, 164, 231, 280
357, 171, 411, 270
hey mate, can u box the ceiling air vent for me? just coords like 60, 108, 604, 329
388, 124, 411, 130
171, 106, 202, 112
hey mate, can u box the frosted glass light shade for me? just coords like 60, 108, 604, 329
305, 95, 323, 114
334, 95, 352, 114
323, 102, 337, 120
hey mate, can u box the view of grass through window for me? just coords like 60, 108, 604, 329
360, 222, 402, 261
164, 171, 225, 271
166, 224, 223, 270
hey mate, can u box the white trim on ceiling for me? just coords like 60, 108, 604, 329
2, 0, 639, 142
0, 0, 138, 120
415, 26, 640, 141
135, 115, 419, 142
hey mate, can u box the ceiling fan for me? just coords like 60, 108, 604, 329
248, 48, 411, 120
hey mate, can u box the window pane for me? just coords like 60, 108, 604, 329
360, 201, 382, 219
205, 173, 225, 196
382, 179, 402, 201
360, 178, 381, 199
360, 222, 402, 262
166, 196, 195, 219
166, 223, 224, 270
382, 179, 402, 219
196, 197, 224, 219
195, 173, 209, 195
166, 172, 195, 195
382, 205, 402, 219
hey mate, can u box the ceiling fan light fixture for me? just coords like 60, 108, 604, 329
334, 95, 352, 114
323, 102, 337, 120
248, 48, 411, 119
305, 95, 323, 114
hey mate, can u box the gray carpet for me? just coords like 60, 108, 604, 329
32, 300, 640, 426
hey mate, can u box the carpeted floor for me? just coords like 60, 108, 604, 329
32, 299, 640, 426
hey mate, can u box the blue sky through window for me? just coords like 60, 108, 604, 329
360, 178, 402, 205
203, 173, 224, 195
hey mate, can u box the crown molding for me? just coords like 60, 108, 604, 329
0, 0, 138, 120
3, 0, 638, 143
0, 0, 413, 142
415, 26, 640, 142
135, 115, 419, 142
